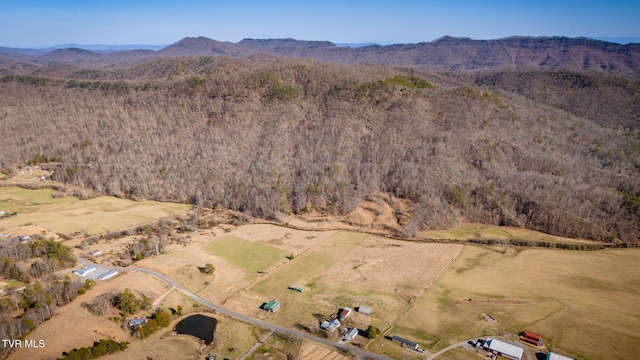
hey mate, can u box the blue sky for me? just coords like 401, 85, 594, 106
1, 0, 639, 47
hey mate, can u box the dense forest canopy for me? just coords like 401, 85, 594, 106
0, 55, 638, 243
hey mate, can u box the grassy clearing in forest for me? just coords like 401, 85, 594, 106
0, 186, 190, 234
0, 187, 77, 213
395, 245, 640, 360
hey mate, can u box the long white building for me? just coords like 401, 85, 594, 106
484, 338, 524, 360
73, 265, 96, 277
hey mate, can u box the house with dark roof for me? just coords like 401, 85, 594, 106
392, 335, 423, 352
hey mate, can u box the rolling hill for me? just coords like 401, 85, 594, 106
2, 35, 639, 76
0, 36, 638, 243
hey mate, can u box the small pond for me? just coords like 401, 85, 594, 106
175, 314, 217, 345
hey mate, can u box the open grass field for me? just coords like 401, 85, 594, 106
395, 245, 640, 359
209, 316, 268, 360
297, 340, 353, 360
225, 231, 463, 334
0, 186, 190, 234
249, 231, 369, 298
102, 333, 201, 360
0, 186, 77, 214
251, 333, 303, 360
201, 235, 291, 280
366, 335, 424, 360
139, 244, 249, 300
226, 224, 339, 256
419, 223, 598, 244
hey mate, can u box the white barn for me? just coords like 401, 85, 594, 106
73, 265, 97, 277
484, 338, 523, 360
345, 327, 358, 340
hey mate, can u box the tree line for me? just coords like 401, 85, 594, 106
0, 277, 95, 358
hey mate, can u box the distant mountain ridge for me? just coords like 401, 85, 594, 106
1, 35, 639, 76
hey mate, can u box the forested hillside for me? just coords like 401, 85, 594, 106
0, 56, 638, 243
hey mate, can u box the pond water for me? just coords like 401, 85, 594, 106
174, 314, 217, 345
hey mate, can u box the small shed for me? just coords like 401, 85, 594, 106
345, 327, 358, 340
521, 331, 543, 346
263, 300, 281, 312
484, 338, 523, 360
357, 306, 373, 315
287, 286, 304, 293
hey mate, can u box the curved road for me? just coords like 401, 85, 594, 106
427, 340, 477, 360
80, 258, 392, 360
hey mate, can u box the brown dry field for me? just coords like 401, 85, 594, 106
297, 340, 354, 360
6, 271, 171, 360
221, 230, 462, 334
227, 223, 339, 255
320, 235, 462, 297
0, 224, 61, 240
102, 333, 202, 360
137, 224, 344, 304
140, 245, 247, 302
394, 246, 640, 359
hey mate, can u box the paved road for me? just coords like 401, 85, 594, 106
79, 258, 392, 360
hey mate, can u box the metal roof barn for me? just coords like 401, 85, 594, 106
73, 265, 97, 277
263, 300, 281, 312
547, 352, 575, 360
97, 269, 118, 280
357, 306, 373, 314
484, 338, 524, 360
